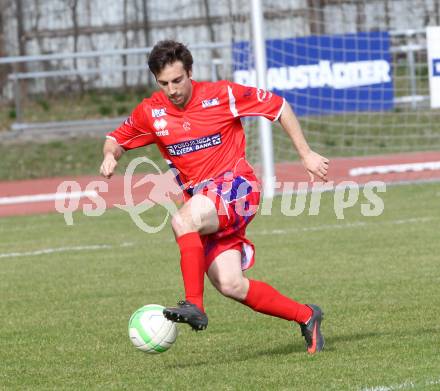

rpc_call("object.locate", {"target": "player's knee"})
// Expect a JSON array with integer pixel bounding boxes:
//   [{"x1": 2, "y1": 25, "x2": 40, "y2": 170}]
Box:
[
  {"x1": 171, "y1": 211, "x2": 194, "y2": 237},
  {"x1": 171, "y1": 198, "x2": 208, "y2": 236},
  {"x1": 216, "y1": 277, "x2": 247, "y2": 301}
]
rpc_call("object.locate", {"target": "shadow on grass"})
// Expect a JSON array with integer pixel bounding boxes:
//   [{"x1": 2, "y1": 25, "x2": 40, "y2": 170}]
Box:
[
  {"x1": 255, "y1": 330, "x2": 393, "y2": 356},
  {"x1": 165, "y1": 342, "x2": 313, "y2": 370},
  {"x1": 164, "y1": 330, "x2": 393, "y2": 369},
  {"x1": 319, "y1": 331, "x2": 382, "y2": 352}
]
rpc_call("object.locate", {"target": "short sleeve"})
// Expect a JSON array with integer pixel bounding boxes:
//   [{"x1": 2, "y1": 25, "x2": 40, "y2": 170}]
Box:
[
  {"x1": 106, "y1": 102, "x2": 155, "y2": 150},
  {"x1": 226, "y1": 81, "x2": 285, "y2": 121}
]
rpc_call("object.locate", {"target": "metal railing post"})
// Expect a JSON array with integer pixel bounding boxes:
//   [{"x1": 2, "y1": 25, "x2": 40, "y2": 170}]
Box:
[
  {"x1": 407, "y1": 38, "x2": 418, "y2": 109},
  {"x1": 12, "y1": 65, "x2": 23, "y2": 123}
]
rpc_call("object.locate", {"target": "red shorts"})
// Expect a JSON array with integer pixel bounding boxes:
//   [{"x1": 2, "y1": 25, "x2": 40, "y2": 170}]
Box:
[{"x1": 186, "y1": 171, "x2": 261, "y2": 272}]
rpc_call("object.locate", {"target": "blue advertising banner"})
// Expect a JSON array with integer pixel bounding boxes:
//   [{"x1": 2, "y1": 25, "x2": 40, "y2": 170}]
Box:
[{"x1": 233, "y1": 31, "x2": 394, "y2": 116}]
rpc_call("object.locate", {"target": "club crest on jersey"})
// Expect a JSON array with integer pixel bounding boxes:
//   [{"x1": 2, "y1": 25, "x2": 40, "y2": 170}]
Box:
[
  {"x1": 183, "y1": 121, "x2": 191, "y2": 131},
  {"x1": 152, "y1": 108, "x2": 166, "y2": 118},
  {"x1": 202, "y1": 98, "x2": 220, "y2": 108}
]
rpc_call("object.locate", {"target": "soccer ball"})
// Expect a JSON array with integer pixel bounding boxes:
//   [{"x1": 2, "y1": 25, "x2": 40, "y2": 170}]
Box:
[{"x1": 128, "y1": 304, "x2": 178, "y2": 353}]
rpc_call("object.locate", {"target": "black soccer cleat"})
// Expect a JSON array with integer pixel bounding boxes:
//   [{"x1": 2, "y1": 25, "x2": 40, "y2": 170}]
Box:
[
  {"x1": 163, "y1": 300, "x2": 208, "y2": 331},
  {"x1": 299, "y1": 304, "x2": 325, "y2": 354}
]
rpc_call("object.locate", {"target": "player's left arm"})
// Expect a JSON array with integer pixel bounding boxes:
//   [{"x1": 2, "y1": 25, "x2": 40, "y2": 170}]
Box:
[{"x1": 278, "y1": 102, "x2": 329, "y2": 182}]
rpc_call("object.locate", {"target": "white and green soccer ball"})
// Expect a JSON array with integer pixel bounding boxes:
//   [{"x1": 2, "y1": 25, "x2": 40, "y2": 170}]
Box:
[{"x1": 128, "y1": 304, "x2": 178, "y2": 353}]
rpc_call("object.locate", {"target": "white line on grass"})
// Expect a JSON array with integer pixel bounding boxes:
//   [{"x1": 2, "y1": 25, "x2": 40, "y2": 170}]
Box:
[
  {"x1": 0, "y1": 190, "x2": 98, "y2": 205},
  {"x1": 360, "y1": 378, "x2": 440, "y2": 391},
  {"x1": 0, "y1": 217, "x2": 434, "y2": 260},
  {"x1": 0, "y1": 242, "x2": 134, "y2": 259},
  {"x1": 249, "y1": 217, "x2": 434, "y2": 236},
  {"x1": 361, "y1": 381, "x2": 414, "y2": 391}
]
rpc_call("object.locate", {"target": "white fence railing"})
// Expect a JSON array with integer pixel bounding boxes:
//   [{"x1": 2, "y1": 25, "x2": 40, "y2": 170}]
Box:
[{"x1": 0, "y1": 29, "x2": 432, "y2": 133}]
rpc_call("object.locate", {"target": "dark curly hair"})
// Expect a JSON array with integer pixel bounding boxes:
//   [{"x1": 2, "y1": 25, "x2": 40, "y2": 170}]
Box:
[{"x1": 147, "y1": 40, "x2": 193, "y2": 77}]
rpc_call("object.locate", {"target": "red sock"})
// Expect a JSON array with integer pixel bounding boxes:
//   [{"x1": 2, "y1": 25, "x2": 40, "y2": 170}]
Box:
[
  {"x1": 242, "y1": 279, "x2": 312, "y2": 324},
  {"x1": 177, "y1": 232, "x2": 205, "y2": 312}
]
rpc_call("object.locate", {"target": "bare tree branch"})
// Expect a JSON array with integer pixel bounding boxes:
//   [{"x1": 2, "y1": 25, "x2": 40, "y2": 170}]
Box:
[{"x1": 67, "y1": 0, "x2": 84, "y2": 94}]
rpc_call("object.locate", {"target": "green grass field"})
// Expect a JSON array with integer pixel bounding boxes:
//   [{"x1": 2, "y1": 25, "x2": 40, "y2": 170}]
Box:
[
  {"x1": 1, "y1": 182, "x2": 440, "y2": 390},
  {"x1": 0, "y1": 139, "x2": 165, "y2": 181}
]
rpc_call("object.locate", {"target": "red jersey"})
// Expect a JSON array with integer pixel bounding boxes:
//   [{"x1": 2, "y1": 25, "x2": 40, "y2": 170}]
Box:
[{"x1": 107, "y1": 80, "x2": 285, "y2": 189}]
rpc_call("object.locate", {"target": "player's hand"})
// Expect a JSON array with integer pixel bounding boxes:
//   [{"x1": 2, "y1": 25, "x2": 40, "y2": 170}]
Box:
[
  {"x1": 301, "y1": 150, "x2": 329, "y2": 182},
  {"x1": 100, "y1": 153, "x2": 118, "y2": 179}
]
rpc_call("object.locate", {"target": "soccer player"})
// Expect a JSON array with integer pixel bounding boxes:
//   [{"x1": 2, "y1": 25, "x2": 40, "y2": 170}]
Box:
[{"x1": 100, "y1": 40, "x2": 329, "y2": 354}]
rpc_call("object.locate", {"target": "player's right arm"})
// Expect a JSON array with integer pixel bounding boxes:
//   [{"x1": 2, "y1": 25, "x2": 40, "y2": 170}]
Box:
[
  {"x1": 100, "y1": 138, "x2": 124, "y2": 179},
  {"x1": 99, "y1": 101, "x2": 155, "y2": 179}
]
